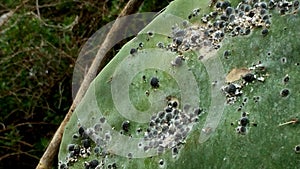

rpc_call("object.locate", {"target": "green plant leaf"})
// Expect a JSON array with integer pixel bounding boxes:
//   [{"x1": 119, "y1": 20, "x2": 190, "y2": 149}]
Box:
[{"x1": 59, "y1": 0, "x2": 300, "y2": 168}]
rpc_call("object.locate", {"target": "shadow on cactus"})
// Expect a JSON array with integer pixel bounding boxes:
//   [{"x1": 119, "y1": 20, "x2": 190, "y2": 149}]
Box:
[{"x1": 59, "y1": 0, "x2": 300, "y2": 168}]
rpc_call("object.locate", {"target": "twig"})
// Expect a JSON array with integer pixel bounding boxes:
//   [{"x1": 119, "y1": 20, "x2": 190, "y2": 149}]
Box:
[
  {"x1": 36, "y1": 0, "x2": 41, "y2": 19},
  {"x1": 0, "y1": 0, "x2": 29, "y2": 28},
  {"x1": 278, "y1": 118, "x2": 298, "y2": 127},
  {"x1": 36, "y1": 0, "x2": 144, "y2": 168}
]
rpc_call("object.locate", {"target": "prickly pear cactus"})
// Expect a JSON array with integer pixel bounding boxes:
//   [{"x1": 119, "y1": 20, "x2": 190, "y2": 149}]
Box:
[{"x1": 58, "y1": 0, "x2": 300, "y2": 168}]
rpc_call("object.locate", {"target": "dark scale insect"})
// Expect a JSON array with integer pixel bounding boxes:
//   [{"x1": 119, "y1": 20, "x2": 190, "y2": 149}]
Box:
[
  {"x1": 130, "y1": 48, "x2": 137, "y2": 55},
  {"x1": 166, "y1": 112, "x2": 173, "y2": 122},
  {"x1": 173, "y1": 56, "x2": 184, "y2": 66},
  {"x1": 261, "y1": 28, "x2": 268, "y2": 35},
  {"x1": 122, "y1": 120, "x2": 130, "y2": 132},
  {"x1": 223, "y1": 50, "x2": 231, "y2": 59},
  {"x1": 68, "y1": 144, "x2": 75, "y2": 152},
  {"x1": 149, "y1": 120, "x2": 155, "y2": 127},
  {"x1": 112, "y1": 162, "x2": 117, "y2": 169},
  {"x1": 280, "y1": 89, "x2": 290, "y2": 97},
  {"x1": 59, "y1": 163, "x2": 68, "y2": 169},
  {"x1": 220, "y1": 15, "x2": 228, "y2": 21},
  {"x1": 221, "y1": 0, "x2": 231, "y2": 9},
  {"x1": 127, "y1": 152, "x2": 133, "y2": 159},
  {"x1": 248, "y1": 11, "x2": 255, "y2": 17},
  {"x1": 225, "y1": 7, "x2": 233, "y2": 16},
  {"x1": 294, "y1": 145, "x2": 300, "y2": 153},
  {"x1": 139, "y1": 42, "x2": 144, "y2": 49},
  {"x1": 94, "y1": 147, "x2": 100, "y2": 154},
  {"x1": 147, "y1": 31, "x2": 154, "y2": 37},
  {"x1": 73, "y1": 146, "x2": 80, "y2": 156},
  {"x1": 172, "y1": 147, "x2": 178, "y2": 155},
  {"x1": 82, "y1": 139, "x2": 91, "y2": 149},
  {"x1": 283, "y1": 74, "x2": 290, "y2": 83},
  {"x1": 240, "y1": 117, "x2": 249, "y2": 127},
  {"x1": 260, "y1": 2, "x2": 267, "y2": 8},
  {"x1": 150, "y1": 77, "x2": 159, "y2": 88},
  {"x1": 244, "y1": 5, "x2": 251, "y2": 12},
  {"x1": 226, "y1": 84, "x2": 237, "y2": 95},
  {"x1": 216, "y1": 1, "x2": 222, "y2": 8},
  {"x1": 260, "y1": 9, "x2": 267, "y2": 15},
  {"x1": 263, "y1": 14, "x2": 269, "y2": 20},
  {"x1": 269, "y1": 0, "x2": 275, "y2": 9},
  {"x1": 79, "y1": 126, "x2": 85, "y2": 136},
  {"x1": 229, "y1": 14, "x2": 235, "y2": 22},
  {"x1": 99, "y1": 117, "x2": 106, "y2": 123},
  {"x1": 294, "y1": 0, "x2": 300, "y2": 9},
  {"x1": 165, "y1": 106, "x2": 173, "y2": 113},
  {"x1": 173, "y1": 37, "x2": 183, "y2": 46},
  {"x1": 89, "y1": 159, "x2": 99, "y2": 169},
  {"x1": 172, "y1": 100, "x2": 178, "y2": 108},
  {"x1": 156, "y1": 42, "x2": 165, "y2": 48},
  {"x1": 242, "y1": 73, "x2": 256, "y2": 83},
  {"x1": 158, "y1": 111, "x2": 165, "y2": 119},
  {"x1": 73, "y1": 134, "x2": 79, "y2": 139},
  {"x1": 159, "y1": 159, "x2": 164, "y2": 166},
  {"x1": 194, "y1": 108, "x2": 202, "y2": 115}
]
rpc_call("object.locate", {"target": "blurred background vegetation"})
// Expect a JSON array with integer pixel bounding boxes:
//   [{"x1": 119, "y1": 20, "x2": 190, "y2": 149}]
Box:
[{"x1": 0, "y1": 0, "x2": 170, "y2": 168}]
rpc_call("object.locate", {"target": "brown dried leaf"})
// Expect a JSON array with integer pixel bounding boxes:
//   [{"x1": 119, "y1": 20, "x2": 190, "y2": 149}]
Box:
[{"x1": 226, "y1": 68, "x2": 251, "y2": 83}]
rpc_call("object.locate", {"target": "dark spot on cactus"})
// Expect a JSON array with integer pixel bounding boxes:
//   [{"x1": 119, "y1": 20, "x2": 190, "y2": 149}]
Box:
[
  {"x1": 130, "y1": 48, "x2": 137, "y2": 55},
  {"x1": 122, "y1": 120, "x2": 130, "y2": 132},
  {"x1": 280, "y1": 89, "x2": 290, "y2": 97},
  {"x1": 243, "y1": 73, "x2": 256, "y2": 83},
  {"x1": 294, "y1": 145, "x2": 300, "y2": 153},
  {"x1": 150, "y1": 77, "x2": 159, "y2": 88},
  {"x1": 252, "y1": 123, "x2": 258, "y2": 127}
]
